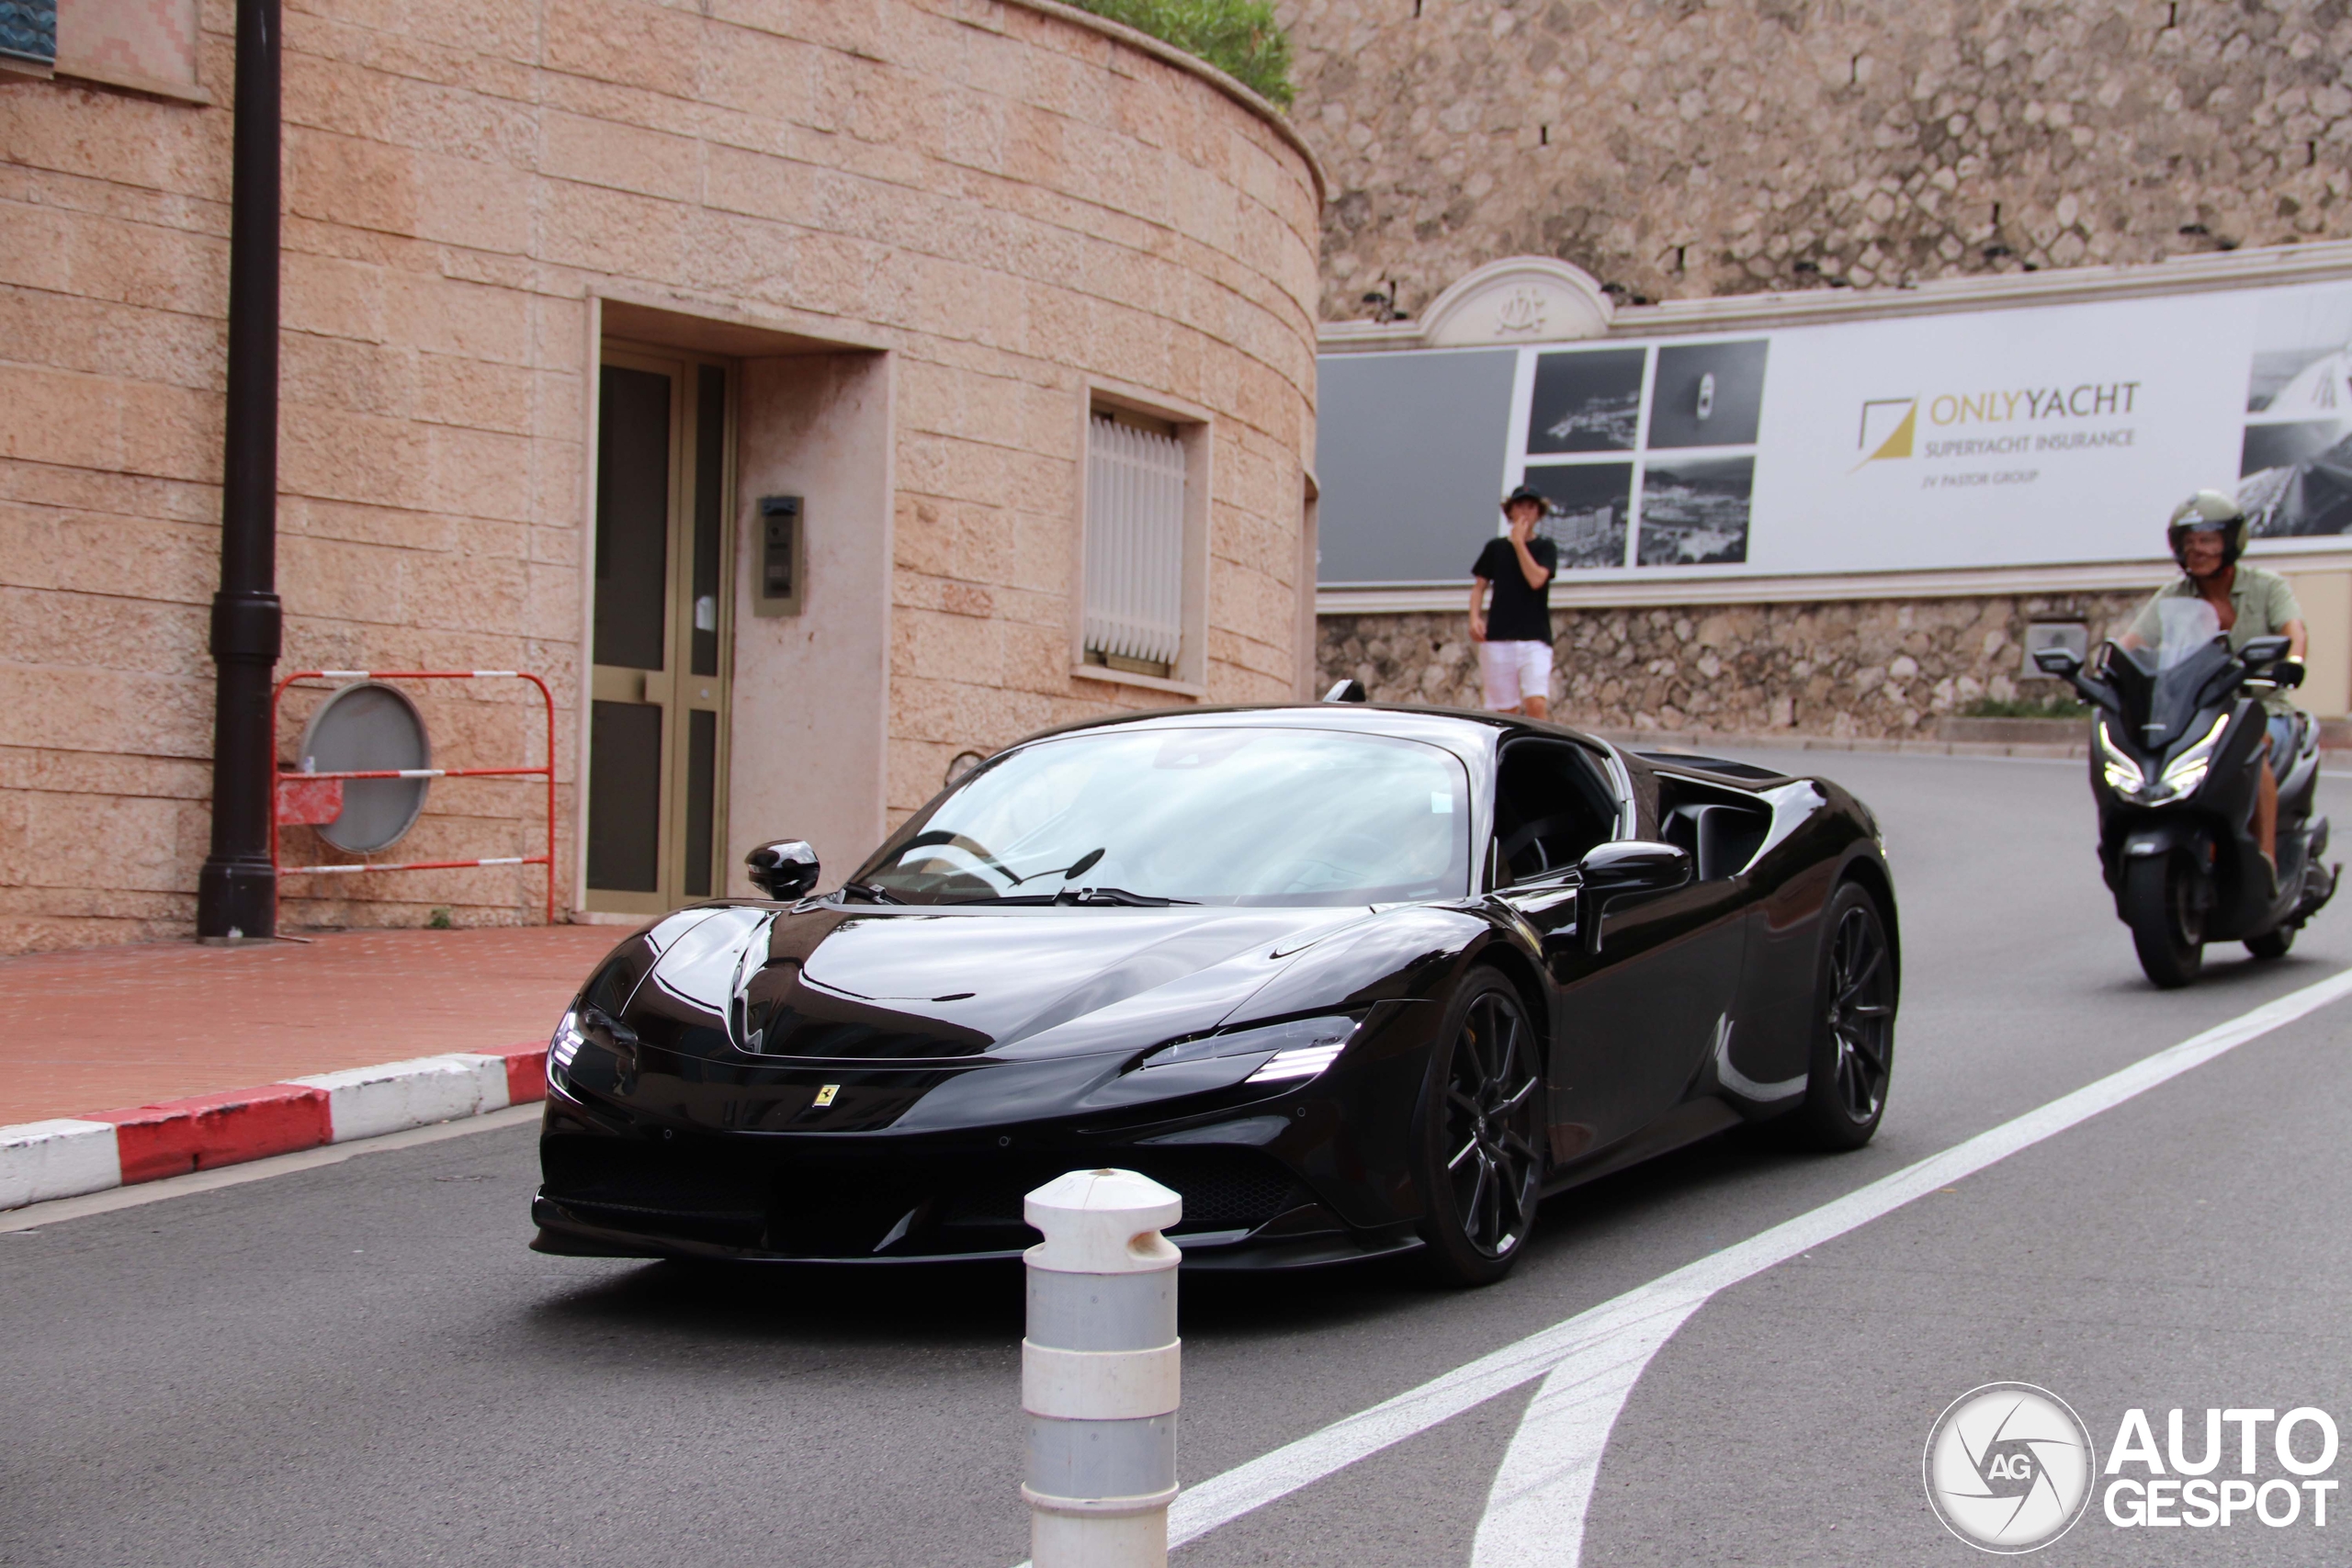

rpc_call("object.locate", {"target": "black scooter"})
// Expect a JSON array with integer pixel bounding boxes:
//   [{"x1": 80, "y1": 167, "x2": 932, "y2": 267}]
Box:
[{"x1": 2037, "y1": 616, "x2": 2337, "y2": 987}]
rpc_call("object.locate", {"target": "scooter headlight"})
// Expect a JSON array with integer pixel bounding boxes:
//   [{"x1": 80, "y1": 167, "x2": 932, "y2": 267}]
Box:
[{"x1": 2097, "y1": 717, "x2": 2146, "y2": 795}]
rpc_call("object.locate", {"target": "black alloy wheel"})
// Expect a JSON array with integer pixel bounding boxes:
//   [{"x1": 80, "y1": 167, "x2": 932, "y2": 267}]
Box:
[
  {"x1": 2122, "y1": 850, "x2": 2206, "y2": 988},
  {"x1": 1784, "y1": 882, "x2": 1897, "y2": 1151},
  {"x1": 1416, "y1": 971, "x2": 1544, "y2": 1286}
]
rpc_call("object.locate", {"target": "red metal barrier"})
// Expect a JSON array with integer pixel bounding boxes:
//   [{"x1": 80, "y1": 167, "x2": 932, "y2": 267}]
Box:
[{"x1": 270, "y1": 671, "x2": 557, "y2": 926}]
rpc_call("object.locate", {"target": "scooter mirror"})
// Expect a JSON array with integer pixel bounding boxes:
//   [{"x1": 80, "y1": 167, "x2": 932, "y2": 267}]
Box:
[
  {"x1": 2240, "y1": 636, "x2": 2291, "y2": 667},
  {"x1": 2032, "y1": 647, "x2": 2084, "y2": 678}
]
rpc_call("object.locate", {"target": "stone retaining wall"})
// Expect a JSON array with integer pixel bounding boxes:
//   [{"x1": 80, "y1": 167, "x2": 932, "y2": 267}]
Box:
[{"x1": 1319, "y1": 592, "x2": 2147, "y2": 739}]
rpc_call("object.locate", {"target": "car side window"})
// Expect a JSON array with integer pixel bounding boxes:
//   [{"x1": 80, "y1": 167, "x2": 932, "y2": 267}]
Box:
[
  {"x1": 1491, "y1": 740, "x2": 1619, "y2": 887},
  {"x1": 1656, "y1": 774, "x2": 1772, "y2": 881}
]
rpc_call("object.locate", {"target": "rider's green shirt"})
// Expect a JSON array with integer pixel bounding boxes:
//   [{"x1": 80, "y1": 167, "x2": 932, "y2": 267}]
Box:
[{"x1": 2127, "y1": 564, "x2": 2305, "y2": 713}]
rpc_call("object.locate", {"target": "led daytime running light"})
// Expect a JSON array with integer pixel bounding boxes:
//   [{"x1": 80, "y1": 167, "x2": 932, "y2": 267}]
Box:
[
  {"x1": 2097, "y1": 717, "x2": 2144, "y2": 793},
  {"x1": 1245, "y1": 1043, "x2": 1348, "y2": 1083},
  {"x1": 548, "y1": 1008, "x2": 585, "y2": 1083},
  {"x1": 2159, "y1": 713, "x2": 2232, "y2": 785}
]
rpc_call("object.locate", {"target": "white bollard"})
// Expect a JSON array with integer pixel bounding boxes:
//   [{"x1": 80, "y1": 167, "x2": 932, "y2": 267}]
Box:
[{"x1": 1022, "y1": 1168, "x2": 1183, "y2": 1568}]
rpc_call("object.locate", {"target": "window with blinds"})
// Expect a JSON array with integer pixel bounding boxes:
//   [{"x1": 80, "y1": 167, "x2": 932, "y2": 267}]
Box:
[{"x1": 1082, "y1": 414, "x2": 1189, "y2": 679}]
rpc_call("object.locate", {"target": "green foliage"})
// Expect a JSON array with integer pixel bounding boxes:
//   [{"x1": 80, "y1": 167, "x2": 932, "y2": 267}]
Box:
[
  {"x1": 429, "y1": 906, "x2": 454, "y2": 930},
  {"x1": 1074, "y1": 0, "x2": 1295, "y2": 107},
  {"x1": 1962, "y1": 693, "x2": 2090, "y2": 720}
]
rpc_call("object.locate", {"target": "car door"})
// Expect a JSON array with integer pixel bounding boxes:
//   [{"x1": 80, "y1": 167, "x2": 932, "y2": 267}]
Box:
[
  {"x1": 1494, "y1": 746, "x2": 1749, "y2": 1157},
  {"x1": 1483, "y1": 739, "x2": 1635, "y2": 1162}
]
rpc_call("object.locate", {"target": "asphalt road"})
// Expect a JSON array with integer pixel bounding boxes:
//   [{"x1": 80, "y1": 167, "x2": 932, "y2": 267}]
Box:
[{"x1": 7, "y1": 750, "x2": 2352, "y2": 1566}]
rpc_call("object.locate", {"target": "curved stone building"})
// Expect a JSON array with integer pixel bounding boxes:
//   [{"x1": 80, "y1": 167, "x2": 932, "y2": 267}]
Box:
[{"x1": 0, "y1": 0, "x2": 1324, "y2": 949}]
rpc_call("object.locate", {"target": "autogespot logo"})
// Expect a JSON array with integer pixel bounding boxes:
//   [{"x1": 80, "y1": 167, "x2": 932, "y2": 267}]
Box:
[{"x1": 1924, "y1": 1383, "x2": 2098, "y2": 1552}]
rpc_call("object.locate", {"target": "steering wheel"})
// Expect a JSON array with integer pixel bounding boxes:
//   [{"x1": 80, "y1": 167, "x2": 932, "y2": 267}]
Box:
[{"x1": 1498, "y1": 814, "x2": 1576, "y2": 878}]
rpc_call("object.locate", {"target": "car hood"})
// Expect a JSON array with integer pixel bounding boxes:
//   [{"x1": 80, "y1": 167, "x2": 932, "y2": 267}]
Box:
[{"x1": 625, "y1": 902, "x2": 1389, "y2": 1066}]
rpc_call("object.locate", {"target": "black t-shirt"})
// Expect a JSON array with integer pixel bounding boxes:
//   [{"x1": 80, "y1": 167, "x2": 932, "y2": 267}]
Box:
[{"x1": 1473, "y1": 536, "x2": 1556, "y2": 643}]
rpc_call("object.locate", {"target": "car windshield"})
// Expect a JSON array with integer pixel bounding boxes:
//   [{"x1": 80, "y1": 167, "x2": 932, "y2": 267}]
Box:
[{"x1": 854, "y1": 727, "x2": 1474, "y2": 906}]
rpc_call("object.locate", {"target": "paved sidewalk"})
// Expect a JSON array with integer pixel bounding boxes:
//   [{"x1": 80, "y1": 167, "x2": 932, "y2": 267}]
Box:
[{"x1": 0, "y1": 927, "x2": 622, "y2": 1124}]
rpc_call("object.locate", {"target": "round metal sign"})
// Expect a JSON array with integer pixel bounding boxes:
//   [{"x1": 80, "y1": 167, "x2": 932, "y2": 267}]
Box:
[{"x1": 298, "y1": 681, "x2": 431, "y2": 852}]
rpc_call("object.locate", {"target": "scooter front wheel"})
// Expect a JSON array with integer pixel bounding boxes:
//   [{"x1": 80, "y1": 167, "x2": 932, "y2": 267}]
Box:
[{"x1": 2122, "y1": 852, "x2": 2205, "y2": 988}]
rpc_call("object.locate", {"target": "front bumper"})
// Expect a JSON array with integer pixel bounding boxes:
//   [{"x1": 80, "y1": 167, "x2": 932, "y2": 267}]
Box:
[
  {"x1": 529, "y1": 1121, "x2": 1421, "y2": 1269},
  {"x1": 531, "y1": 1004, "x2": 1442, "y2": 1269}
]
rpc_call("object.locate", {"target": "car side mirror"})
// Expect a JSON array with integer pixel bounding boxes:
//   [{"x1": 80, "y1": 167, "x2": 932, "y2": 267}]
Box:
[
  {"x1": 745, "y1": 840, "x2": 820, "y2": 899},
  {"x1": 1577, "y1": 840, "x2": 1690, "y2": 953},
  {"x1": 2240, "y1": 636, "x2": 2291, "y2": 668},
  {"x1": 2032, "y1": 647, "x2": 2084, "y2": 679}
]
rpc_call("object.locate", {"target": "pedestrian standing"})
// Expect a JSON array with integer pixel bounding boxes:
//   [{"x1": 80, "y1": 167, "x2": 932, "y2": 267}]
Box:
[{"x1": 1470, "y1": 485, "x2": 1558, "y2": 718}]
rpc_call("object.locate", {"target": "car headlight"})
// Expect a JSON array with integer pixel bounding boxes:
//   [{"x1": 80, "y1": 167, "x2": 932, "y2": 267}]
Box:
[
  {"x1": 547, "y1": 1008, "x2": 585, "y2": 1086},
  {"x1": 1138, "y1": 1013, "x2": 1360, "y2": 1085}
]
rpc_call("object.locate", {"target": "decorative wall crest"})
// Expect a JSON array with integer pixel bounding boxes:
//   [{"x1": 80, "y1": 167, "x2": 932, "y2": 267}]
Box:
[
  {"x1": 1340, "y1": 257, "x2": 1614, "y2": 349},
  {"x1": 1493, "y1": 287, "x2": 1549, "y2": 335}
]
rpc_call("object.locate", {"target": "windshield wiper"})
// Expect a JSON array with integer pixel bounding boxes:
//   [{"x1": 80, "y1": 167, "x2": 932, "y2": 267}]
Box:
[
  {"x1": 1054, "y1": 886, "x2": 1195, "y2": 907},
  {"x1": 946, "y1": 886, "x2": 1195, "y2": 907},
  {"x1": 839, "y1": 881, "x2": 906, "y2": 905},
  {"x1": 1003, "y1": 846, "x2": 1108, "y2": 887}
]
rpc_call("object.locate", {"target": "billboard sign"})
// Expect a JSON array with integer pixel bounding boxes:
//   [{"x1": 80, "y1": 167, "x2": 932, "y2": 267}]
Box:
[{"x1": 1314, "y1": 278, "x2": 2352, "y2": 586}]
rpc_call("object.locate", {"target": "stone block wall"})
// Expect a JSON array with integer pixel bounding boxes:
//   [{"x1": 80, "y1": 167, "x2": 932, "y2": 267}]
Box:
[
  {"x1": 0, "y1": 0, "x2": 1321, "y2": 951},
  {"x1": 1320, "y1": 592, "x2": 2150, "y2": 738},
  {"x1": 1283, "y1": 0, "x2": 2352, "y2": 321}
]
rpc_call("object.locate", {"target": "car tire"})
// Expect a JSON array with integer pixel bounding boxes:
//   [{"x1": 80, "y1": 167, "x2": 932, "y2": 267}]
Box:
[
  {"x1": 2122, "y1": 852, "x2": 2205, "y2": 988},
  {"x1": 1781, "y1": 881, "x2": 1896, "y2": 1152},
  {"x1": 1413, "y1": 969, "x2": 1544, "y2": 1287}
]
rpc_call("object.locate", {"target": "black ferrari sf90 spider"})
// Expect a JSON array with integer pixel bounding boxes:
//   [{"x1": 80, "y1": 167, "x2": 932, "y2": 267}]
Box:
[{"x1": 533, "y1": 705, "x2": 1897, "y2": 1284}]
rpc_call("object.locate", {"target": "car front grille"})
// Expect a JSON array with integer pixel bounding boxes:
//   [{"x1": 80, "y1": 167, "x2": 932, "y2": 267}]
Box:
[
  {"x1": 933, "y1": 1151, "x2": 1303, "y2": 1234},
  {"x1": 541, "y1": 1136, "x2": 1308, "y2": 1258}
]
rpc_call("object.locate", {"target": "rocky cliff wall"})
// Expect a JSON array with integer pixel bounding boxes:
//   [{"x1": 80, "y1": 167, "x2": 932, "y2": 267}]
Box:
[{"x1": 1283, "y1": 0, "x2": 2351, "y2": 321}]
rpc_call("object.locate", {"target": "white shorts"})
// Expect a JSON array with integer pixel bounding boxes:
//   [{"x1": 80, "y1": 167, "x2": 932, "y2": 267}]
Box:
[{"x1": 1479, "y1": 639, "x2": 1553, "y2": 710}]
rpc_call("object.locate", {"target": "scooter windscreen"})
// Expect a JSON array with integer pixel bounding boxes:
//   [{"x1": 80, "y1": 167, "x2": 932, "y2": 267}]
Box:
[{"x1": 2103, "y1": 598, "x2": 2241, "y2": 764}]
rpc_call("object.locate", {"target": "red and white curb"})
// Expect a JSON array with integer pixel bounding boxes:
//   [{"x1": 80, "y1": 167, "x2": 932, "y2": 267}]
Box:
[{"x1": 0, "y1": 1045, "x2": 546, "y2": 1211}]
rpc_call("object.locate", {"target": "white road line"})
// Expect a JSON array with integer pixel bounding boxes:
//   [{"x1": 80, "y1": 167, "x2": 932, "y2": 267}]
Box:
[{"x1": 1120, "y1": 964, "x2": 2352, "y2": 1562}]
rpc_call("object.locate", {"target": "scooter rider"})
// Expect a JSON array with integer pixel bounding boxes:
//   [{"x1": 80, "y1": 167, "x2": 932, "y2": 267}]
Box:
[{"x1": 2120, "y1": 490, "x2": 2309, "y2": 879}]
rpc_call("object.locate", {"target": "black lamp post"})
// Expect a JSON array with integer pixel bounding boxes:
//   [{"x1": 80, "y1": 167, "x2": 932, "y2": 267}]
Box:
[{"x1": 195, "y1": 0, "x2": 283, "y2": 941}]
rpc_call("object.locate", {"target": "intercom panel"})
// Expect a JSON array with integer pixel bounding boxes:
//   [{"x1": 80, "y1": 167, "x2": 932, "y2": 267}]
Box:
[{"x1": 756, "y1": 494, "x2": 803, "y2": 617}]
